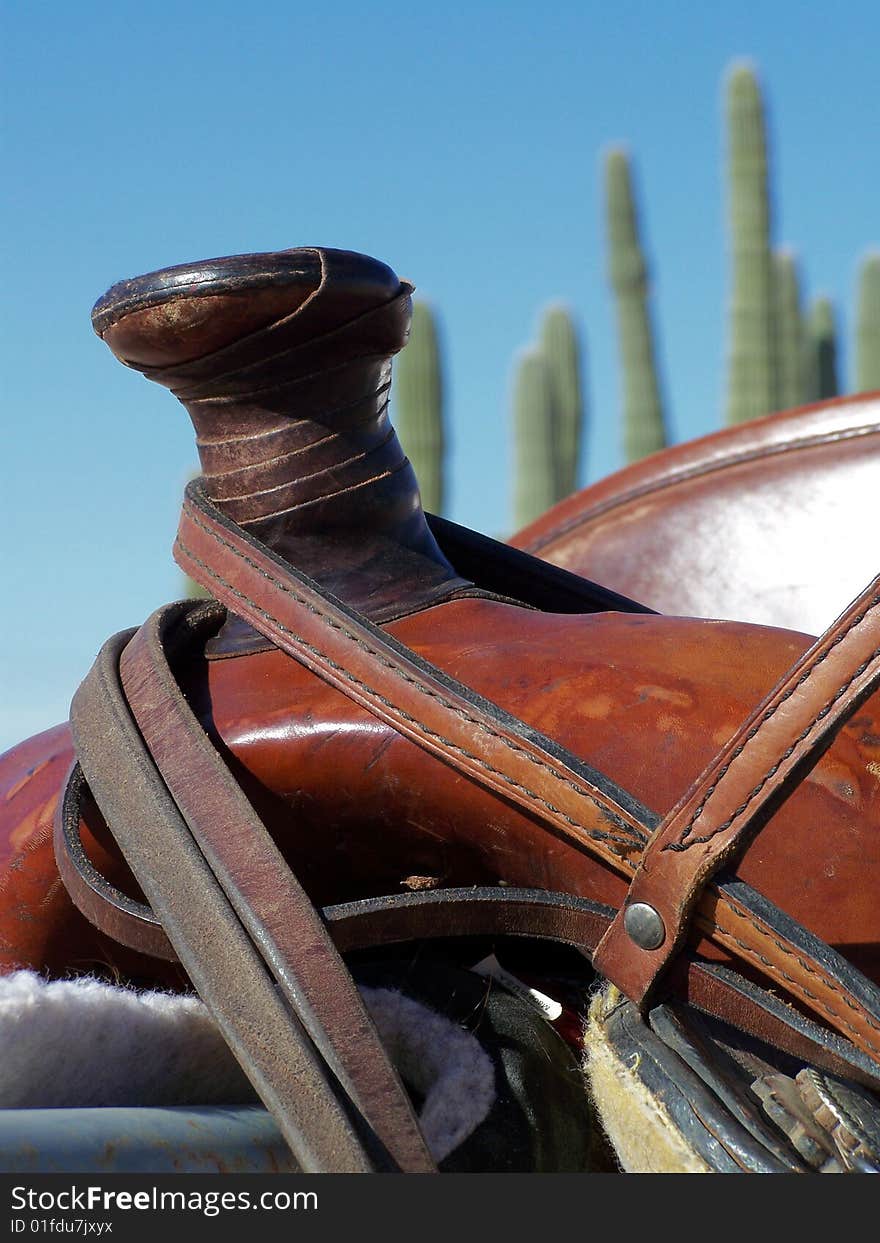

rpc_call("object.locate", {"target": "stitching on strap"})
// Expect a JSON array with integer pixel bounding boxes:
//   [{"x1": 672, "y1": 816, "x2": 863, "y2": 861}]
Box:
[
  {"x1": 715, "y1": 894, "x2": 880, "y2": 1054},
  {"x1": 179, "y1": 499, "x2": 880, "y2": 1063},
  {"x1": 177, "y1": 513, "x2": 644, "y2": 859},
  {"x1": 666, "y1": 593, "x2": 880, "y2": 853}
]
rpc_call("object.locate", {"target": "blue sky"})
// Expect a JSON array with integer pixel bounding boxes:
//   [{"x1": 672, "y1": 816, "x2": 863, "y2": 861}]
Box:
[{"x1": 2, "y1": 1, "x2": 878, "y2": 753}]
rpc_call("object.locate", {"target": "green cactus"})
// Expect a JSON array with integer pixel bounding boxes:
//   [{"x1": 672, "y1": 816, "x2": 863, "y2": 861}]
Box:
[
  {"x1": 773, "y1": 250, "x2": 805, "y2": 410},
  {"x1": 183, "y1": 572, "x2": 209, "y2": 599},
  {"x1": 393, "y1": 300, "x2": 446, "y2": 514},
  {"x1": 725, "y1": 63, "x2": 778, "y2": 424},
  {"x1": 855, "y1": 252, "x2": 880, "y2": 393},
  {"x1": 182, "y1": 470, "x2": 210, "y2": 599},
  {"x1": 539, "y1": 304, "x2": 584, "y2": 496},
  {"x1": 512, "y1": 349, "x2": 557, "y2": 528},
  {"x1": 604, "y1": 148, "x2": 668, "y2": 463},
  {"x1": 803, "y1": 297, "x2": 839, "y2": 403}
]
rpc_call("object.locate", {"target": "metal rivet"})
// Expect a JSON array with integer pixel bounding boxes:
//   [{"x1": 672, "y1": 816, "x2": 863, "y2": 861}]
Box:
[{"x1": 624, "y1": 902, "x2": 666, "y2": 950}]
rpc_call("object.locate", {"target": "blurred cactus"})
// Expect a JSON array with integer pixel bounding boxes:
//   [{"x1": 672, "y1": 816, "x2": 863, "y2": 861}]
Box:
[
  {"x1": 512, "y1": 349, "x2": 558, "y2": 528},
  {"x1": 855, "y1": 252, "x2": 880, "y2": 392},
  {"x1": 605, "y1": 148, "x2": 668, "y2": 462},
  {"x1": 773, "y1": 250, "x2": 805, "y2": 409},
  {"x1": 393, "y1": 301, "x2": 446, "y2": 514},
  {"x1": 539, "y1": 304, "x2": 584, "y2": 494},
  {"x1": 803, "y1": 297, "x2": 839, "y2": 402},
  {"x1": 182, "y1": 471, "x2": 210, "y2": 599},
  {"x1": 725, "y1": 63, "x2": 778, "y2": 424},
  {"x1": 183, "y1": 572, "x2": 209, "y2": 599}
]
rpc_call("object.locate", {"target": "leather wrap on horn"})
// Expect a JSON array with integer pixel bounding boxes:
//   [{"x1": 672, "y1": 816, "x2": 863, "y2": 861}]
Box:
[{"x1": 93, "y1": 247, "x2": 469, "y2": 622}]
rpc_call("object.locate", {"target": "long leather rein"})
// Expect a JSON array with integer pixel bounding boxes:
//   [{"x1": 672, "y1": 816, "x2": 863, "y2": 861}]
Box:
[{"x1": 54, "y1": 478, "x2": 880, "y2": 1170}]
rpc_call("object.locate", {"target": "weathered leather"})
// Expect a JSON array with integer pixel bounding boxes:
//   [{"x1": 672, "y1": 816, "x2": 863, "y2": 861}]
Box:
[
  {"x1": 512, "y1": 394, "x2": 880, "y2": 632},
  {"x1": 2, "y1": 245, "x2": 880, "y2": 1172},
  {"x1": 62, "y1": 609, "x2": 434, "y2": 1174},
  {"x1": 171, "y1": 483, "x2": 880, "y2": 1066},
  {"x1": 94, "y1": 247, "x2": 470, "y2": 625},
  {"x1": 52, "y1": 600, "x2": 880, "y2": 1092}
]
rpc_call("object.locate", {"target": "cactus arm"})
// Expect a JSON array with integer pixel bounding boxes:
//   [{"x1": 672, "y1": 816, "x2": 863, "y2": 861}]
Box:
[
  {"x1": 393, "y1": 301, "x2": 446, "y2": 514},
  {"x1": 604, "y1": 148, "x2": 668, "y2": 462},
  {"x1": 725, "y1": 64, "x2": 778, "y2": 424}
]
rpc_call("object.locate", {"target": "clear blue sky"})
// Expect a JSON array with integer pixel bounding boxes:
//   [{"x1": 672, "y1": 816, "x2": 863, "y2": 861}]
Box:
[{"x1": 2, "y1": 1, "x2": 878, "y2": 753}]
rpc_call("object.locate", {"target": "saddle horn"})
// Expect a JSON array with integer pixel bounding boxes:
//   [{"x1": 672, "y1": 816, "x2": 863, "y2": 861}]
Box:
[{"x1": 92, "y1": 247, "x2": 466, "y2": 620}]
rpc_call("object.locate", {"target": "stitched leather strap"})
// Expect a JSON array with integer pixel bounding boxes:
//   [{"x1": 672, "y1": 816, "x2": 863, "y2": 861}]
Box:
[
  {"x1": 63, "y1": 618, "x2": 434, "y2": 1174},
  {"x1": 593, "y1": 574, "x2": 880, "y2": 1005},
  {"x1": 171, "y1": 480, "x2": 880, "y2": 1067},
  {"x1": 55, "y1": 748, "x2": 880, "y2": 1093},
  {"x1": 119, "y1": 602, "x2": 435, "y2": 1173}
]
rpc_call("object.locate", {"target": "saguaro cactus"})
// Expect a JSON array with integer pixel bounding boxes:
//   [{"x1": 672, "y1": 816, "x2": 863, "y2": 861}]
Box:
[
  {"x1": 182, "y1": 470, "x2": 209, "y2": 598},
  {"x1": 604, "y1": 148, "x2": 668, "y2": 463},
  {"x1": 725, "y1": 63, "x2": 778, "y2": 424},
  {"x1": 773, "y1": 250, "x2": 805, "y2": 410},
  {"x1": 393, "y1": 300, "x2": 446, "y2": 514},
  {"x1": 512, "y1": 349, "x2": 557, "y2": 529},
  {"x1": 804, "y1": 297, "x2": 839, "y2": 403},
  {"x1": 855, "y1": 252, "x2": 880, "y2": 393},
  {"x1": 539, "y1": 304, "x2": 584, "y2": 495}
]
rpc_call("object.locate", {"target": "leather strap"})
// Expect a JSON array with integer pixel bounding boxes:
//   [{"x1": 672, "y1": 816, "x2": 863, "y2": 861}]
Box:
[
  {"x1": 171, "y1": 480, "x2": 880, "y2": 1066},
  {"x1": 56, "y1": 753, "x2": 880, "y2": 1094},
  {"x1": 119, "y1": 602, "x2": 435, "y2": 1173},
  {"x1": 592, "y1": 575, "x2": 880, "y2": 1004},
  {"x1": 63, "y1": 620, "x2": 434, "y2": 1174},
  {"x1": 55, "y1": 759, "x2": 177, "y2": 962},
  {"x1": 58, "y1": 765, "x2": 880, "y2": 1096}
]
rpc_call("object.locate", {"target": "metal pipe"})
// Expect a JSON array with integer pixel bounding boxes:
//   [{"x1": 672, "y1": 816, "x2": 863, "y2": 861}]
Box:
[{"x1": 0, "y1": 1105, "x2": 294, "y2": 1173}]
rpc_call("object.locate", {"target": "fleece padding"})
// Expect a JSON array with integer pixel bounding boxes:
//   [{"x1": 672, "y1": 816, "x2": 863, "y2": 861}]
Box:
[
  {"x1": 583, "y1": 987, "x2": 711, "y2": 1174},
  {"x1": 0, "y1": 971, "x2": 495, "y2": 1163}
]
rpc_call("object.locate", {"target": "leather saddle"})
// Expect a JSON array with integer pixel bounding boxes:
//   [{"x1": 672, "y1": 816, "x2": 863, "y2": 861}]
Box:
[
  {"x1": 513, "y1": 389, "x2": 880, "y2": 634},
  {"x1": 2, "y1": 246, "x2": 879, "y2": 1173}
]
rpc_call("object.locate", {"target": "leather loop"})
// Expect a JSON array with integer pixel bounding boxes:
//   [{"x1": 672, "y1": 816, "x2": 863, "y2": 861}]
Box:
[
  {"x1": 54, "y1": 757, "x2": 177, "y2": 962},
  {"x1": 65, "y1": 622, "x2": 433, "y2": 1173},
  {"x1": 118, "y1": 604, "x2": 435, "y2": 1173}
]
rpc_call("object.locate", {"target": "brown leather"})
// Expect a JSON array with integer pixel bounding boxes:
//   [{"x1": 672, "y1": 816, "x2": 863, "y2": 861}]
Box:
[
  {"x1": 63, "y1": 607, "x2": 435, "y2": 1173},
  {"x1": 95, "y1": 247, "x2": 469, "y2": 623},
  {"x1": 49, "y1": 594, "x2": 880, "y2": 1092},
  {"x1": 66, "y1": 626, "x2": 411, "y2": 1174},
  {"x1": 171, "y1": 482, "x2": 880, "y2": 1067},
  {"x1": 593, "y1": 572, "x2": 880, "y2": 1005},
  {"x1": 512, "y1": 393, "x2": 880, "y2": 633},
  {"x1": 2, "y1": 245, "x2": 880, "y2": 1127},
  {"x1": 9, "y1": 598, "x2": 877, "y2": 993},
  {"x1": 55, "y1": 755, "x2": 880, "y2": 1092},
  {"x1": 118, "y1": 605, "x2": 435, "y2": 1172}
]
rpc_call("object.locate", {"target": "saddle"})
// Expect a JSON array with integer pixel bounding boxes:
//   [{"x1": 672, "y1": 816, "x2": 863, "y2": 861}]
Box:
[
  {"x1": 514, "y1": 389, "x2": 880, "y2": 633},
  {"x1": 2, "y1": 246, "x2": 880, "y2": 1174}
]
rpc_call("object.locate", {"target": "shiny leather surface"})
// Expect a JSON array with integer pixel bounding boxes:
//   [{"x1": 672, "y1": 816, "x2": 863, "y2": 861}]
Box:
[
  {"x1": 97, "y1": 247, "x2": 468, "y2": 623},
  {"x1": 513, "y1": 393, "x2": 880, "y2": 633},
  {"x1": 3, "y1": 597, "x2": 879, "y2": 989},
  {"x1": 2, "y1": 245, "x2": 879, "y2": 1064}
]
